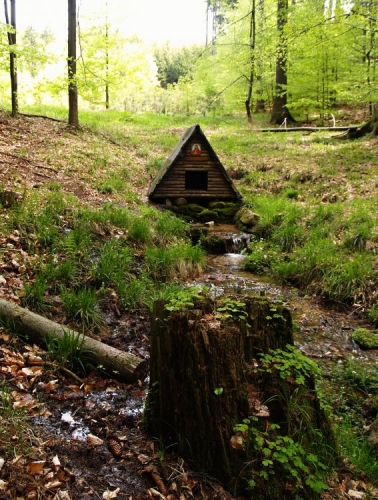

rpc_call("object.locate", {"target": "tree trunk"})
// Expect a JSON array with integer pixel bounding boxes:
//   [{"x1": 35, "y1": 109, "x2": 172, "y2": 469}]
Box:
[
  {"x1": 245, "y1": 0, "x2": 256, "y2": 123},
  {"x1": 68, "y1": 0, "x2": 79, "y2": 127},
  {"x1": 4, "y1": 0, "x2": 18, "y2": 116},
  {"x1": 105, "y1": 16, "x2": 110, "y2": 110},
  {"x1": 270, "y1": 0, "x2": 296, "y2": 125},
  {"x1": 144, "y1": 295, "x2": 336, "y2": 497},
  {"x1": 0, "y1": 298, "x2": 147, "y2": 383},
  {"x1": 338, "y1": 113, "x2": 378, "y2": 139}
]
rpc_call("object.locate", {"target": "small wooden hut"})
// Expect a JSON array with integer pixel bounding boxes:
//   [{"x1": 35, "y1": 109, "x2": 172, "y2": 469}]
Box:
[{"x1": 148, "y1": 124, "x2": 242, "y2": 205}]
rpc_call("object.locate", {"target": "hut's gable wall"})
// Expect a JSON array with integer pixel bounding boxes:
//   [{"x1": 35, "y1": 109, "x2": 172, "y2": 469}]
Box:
[{"x1": 149, "y1": 125, "x2": 241, "y2": 202}]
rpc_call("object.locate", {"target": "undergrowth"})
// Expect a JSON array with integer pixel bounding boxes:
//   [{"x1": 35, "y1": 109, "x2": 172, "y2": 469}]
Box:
[{"x1": 1, "y1": 191, "x2": 206, "y2": 333}]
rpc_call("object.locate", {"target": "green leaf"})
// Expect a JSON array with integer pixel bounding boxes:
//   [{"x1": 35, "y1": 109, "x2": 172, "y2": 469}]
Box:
[{"x1": 262, "y1": 459, "x2": 273, "y2": 467}]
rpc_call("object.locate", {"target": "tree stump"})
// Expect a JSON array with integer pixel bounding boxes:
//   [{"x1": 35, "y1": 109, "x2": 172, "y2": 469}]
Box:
[{"x1": 145, "y1": 294, "x2": 337, "y2": 498}]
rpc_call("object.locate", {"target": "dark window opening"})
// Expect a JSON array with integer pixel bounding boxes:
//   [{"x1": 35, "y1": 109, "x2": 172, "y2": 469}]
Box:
[{"x1": 185, "y1": 170, "x2": 208, "y2": 190}]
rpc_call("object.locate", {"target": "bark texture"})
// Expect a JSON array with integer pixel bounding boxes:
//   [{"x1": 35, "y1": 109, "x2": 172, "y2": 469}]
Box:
[
  {"x1": 145, "y1": 295, "x2": 336, "y2": 498},
  {"x1": 145, "y1": 297, "x2": 292, "y2": 476},
  {"x1": 0, "y1": 297, "x2": 147, "y2": 382},
  {"x1": 4, "y1": 0, "x2": 18, "y2": 116},
  {"x1": 68, "y1": 0, "x2": 79, "y2": 127},
  {"x1": 342, "y1": 119, "x2": 378, "y2": 139}
]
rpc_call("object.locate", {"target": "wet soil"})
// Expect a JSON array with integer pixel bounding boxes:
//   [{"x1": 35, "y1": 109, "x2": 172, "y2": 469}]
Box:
[{"x1": 203, "y1": 251, "x2": 378, "y2": 365}]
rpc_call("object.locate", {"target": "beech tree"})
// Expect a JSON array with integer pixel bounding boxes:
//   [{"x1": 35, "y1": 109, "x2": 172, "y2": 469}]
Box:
[
  {"x1": 21, "y1": 27, "x2": 54, "y2": 80},
  {"x1": 244, "y1": 0, "x2": 256, "y2": 121},
  {"x1": 0, "y1": 0, "x2": 373, "y2": 123},
  {"x1": 3, "y1": 0, "x2": 17, "y2": 116},
  {"x1": 349, "y1": 0, "x2": 378, "y2": 134},
  {"x1": 154, "y1": 44, "x2": 201, "y2": 89},
  {"x1": 270, "y1": 0, "x2": 295, "y2": 124},
  {"x1": 78, "y1": 26, "x2": 157, "y2": 111},
  {"x1": 68, "y1": 0, "x2": 79, "y2": 127}
]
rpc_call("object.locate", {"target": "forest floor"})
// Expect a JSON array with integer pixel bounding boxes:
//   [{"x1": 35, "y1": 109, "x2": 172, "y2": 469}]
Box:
[
  {"x1": 0, "y1": 111, "x2": 238, "y2": 499},
  {"x1": 0, "y1": 110, "x2": 377, "y2": 500}
]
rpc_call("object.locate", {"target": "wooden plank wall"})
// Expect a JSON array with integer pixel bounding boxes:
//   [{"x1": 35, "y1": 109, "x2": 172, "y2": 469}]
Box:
[{"x1": 152, "y1": 135, "x2": 236, "y2": 200}]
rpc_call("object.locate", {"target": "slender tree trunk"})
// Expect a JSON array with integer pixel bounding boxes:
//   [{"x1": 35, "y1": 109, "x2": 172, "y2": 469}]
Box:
[
  {"x1": 270, "y1": 0, "x2": 295, "y2": 125},
  {"x1": 206, "y1": 0, "x2": 210, "y2": 46},
  {"x1": 4, "y1": 0, "x2": 18, "y2": 116},
  {"x1": 254, "y1": 0, "x2": 266, "y2": 113},
  {"x1": 68, "y1": 0, "x2": 79, "y2": 127},
  {"x1": 245, "y1": 0, "x2": 256, "y2": 122},
  {"x1": 105, "y1": 23, "x2": 109, "y2": 109}
]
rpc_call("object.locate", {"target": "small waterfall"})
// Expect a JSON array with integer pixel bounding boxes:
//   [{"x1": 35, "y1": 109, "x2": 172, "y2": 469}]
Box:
[
  {"x1": 225, "y1": 232, "x2": 251, "y2": 254},
  {"x1": 194, "y1": 223, "x2": 251, "y2": 255}
]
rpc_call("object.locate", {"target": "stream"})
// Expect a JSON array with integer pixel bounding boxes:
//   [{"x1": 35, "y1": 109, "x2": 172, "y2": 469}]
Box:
[{"x1": 199, "y1": 225, "x2": 378, "y2": 367}]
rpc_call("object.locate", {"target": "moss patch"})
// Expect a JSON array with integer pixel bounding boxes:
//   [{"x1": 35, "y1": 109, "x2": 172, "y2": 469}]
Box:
[{"x1": 352, "y1": 328, "x2": 378, "y2": 349}]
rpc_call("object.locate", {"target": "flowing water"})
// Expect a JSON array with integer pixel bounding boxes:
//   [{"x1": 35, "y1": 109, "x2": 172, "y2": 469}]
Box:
[{"x1": 198, "y1": 226, "x2": 378, "y2": 367}]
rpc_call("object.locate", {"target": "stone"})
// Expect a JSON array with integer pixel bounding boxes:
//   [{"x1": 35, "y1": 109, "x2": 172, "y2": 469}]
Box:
[
  {"x1": 235, "y1": 207, "x2": 260, "y2": 228},
  {"x1": 174, "y1": 197, "x2": 188, "y2": 206},
  {"x1": 368, "y1": 418, "x2": 378, "y2": 453}
]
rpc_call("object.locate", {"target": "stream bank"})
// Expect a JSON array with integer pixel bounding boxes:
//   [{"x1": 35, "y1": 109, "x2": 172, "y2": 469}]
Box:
[{"x1": 198, "y1": 224, "x2": 378, "y2": 365}]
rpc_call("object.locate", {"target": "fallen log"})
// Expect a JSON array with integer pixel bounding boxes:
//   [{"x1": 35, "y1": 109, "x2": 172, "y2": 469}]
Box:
[
  {"x1": 258, "y1": 126, "x2": 359, "y2": 132},
  {"x1": 0, "y1": 297, "x2": 147, "y2": 383}
]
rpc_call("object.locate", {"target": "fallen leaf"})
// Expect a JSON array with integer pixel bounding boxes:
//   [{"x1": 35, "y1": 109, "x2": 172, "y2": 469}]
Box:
[
  {"x1": 254, "y1": 403, "x2": 270, "y2": 418},
  {"x1": 57, "y1": 467, "x2": 75, "y2": 482},
  {"x1": 52, "y1": 455, "x2": 61, "y2": 469},
  {"x1": 27, "y1": 354, "x2": 43, "y2": 364},
  {"x1": 147, "y1": 488, "x2": 166, "y2": 499},
  {"x1": 347, "y1": 491, "x2": 364, "y2": 499},
  {"x1": 53, "y1": 491, "x2": 71, "y2": 500},
  {"x1": 0, "y1": 479, "x2": 8, "y2": 491},
  {"x1": 45, "y1": 480, "x2": 63, "y2": 489},
  {"x1": 87, "y1": 434, "x2": 104, "y2": 446},
  {"x1": 137, "y1": 454, "x2": 150, "y2": 464},
  {"x1": 21, "y1": 367, "x2": 36, "y2": 377},
  {"x1": 103, "y1": 488, "x2": 120, "y2": 499},
  {"x1": 186, "y1": 479, "x2": 197, "y2": 490},
  {"x1": 44, "y1": 380, "x2": 59, "y2": 393},
  {"x1": 230, "y1": 435, "x2": 244, "y2": 450},
  {"x1": 12, "y1": 392, "x2": 39, "y2": 409},
  {"x1": 61, "y1": 412, "x2": 75, "y2": 425},
  {"x1": 11, "y1": 454, "x2": 23, "y2": 465},
  {"x1": 26, "y1": 460, "x2": 46, "y2": 474},
  {"x1": 0, "y1": 331, "x2": 10, "y2": 341},
  {"x1": 39, "y1": 409, "x2": 53, "y2": 418}
]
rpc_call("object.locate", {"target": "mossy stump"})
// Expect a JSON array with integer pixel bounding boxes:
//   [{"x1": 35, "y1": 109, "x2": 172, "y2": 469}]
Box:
[{"x1": 144, "y1": 295, "x2": 336, "y2": 498}]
